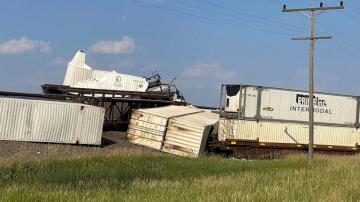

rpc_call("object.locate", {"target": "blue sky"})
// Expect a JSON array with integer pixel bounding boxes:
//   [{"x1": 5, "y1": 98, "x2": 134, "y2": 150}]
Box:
[{"x1": 1, "y1": 0, "x2": 360, "y2": 106}]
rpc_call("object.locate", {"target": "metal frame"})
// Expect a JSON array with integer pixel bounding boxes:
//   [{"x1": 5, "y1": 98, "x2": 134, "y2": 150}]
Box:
[
  {"x1": 222, "y1": 83, "x2": 359, "y2": 98},
  {"x1": 255, "y1": 86, "x2": 263, "y2": 122},
  {"x1": 210, "y1": 139, "x2": 358, "y2": 154},
  {"x1": 220, "y1": 114, "x2": 358, "y2": 128},
  {"x1": 242, "y1": 86, "x2": 247, "y2": 118},
  {"x1": 237, "y1": 85, "x2": 243, "y2": 119},
  {"x1": 356, "y1": 97, "x2": 360, "y2": 129}
]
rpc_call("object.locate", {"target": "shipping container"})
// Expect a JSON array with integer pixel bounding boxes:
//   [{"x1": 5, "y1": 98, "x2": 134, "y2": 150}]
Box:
[
  {"x1": 218, "y1": 119, "x2": 359, "y2": 148},
  {"x1": 64, "y1": 51, "x2": 148, "y2": 92},
  {"x1": 127, "y1": 105, "x2": 219, "y2": 157},
  {"x1": 220, "y1": 84, "x2": 360, "y2": 127},
  {"x1": 0, "y1": 97, "x2": 105, "y2": 145}
]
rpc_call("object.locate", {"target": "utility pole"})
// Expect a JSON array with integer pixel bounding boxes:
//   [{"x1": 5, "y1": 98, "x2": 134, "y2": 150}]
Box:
[{"x1": 282, "y1": 2, "x2": 344, "y2": 166}]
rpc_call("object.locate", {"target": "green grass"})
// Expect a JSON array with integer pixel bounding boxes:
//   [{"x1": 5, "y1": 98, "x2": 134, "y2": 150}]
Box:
[{"x1": 1, "y1": 150, "x2": 360, "y2": 202}]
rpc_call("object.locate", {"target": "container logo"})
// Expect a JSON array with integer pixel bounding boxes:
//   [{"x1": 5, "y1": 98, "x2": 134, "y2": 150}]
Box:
[
  {"x1": 114, "y1": 76, "x2": 123, "y2": 87},
  {"x1": 296, "y1": 94, "x2": 327, "y2": 107},
  {"x1": 115, "y1": 76, "x2": 122, "y2": 83},
  {"x1": 290, "y1": 93, "x2": 332, "y2": 114},
  {"x1": 263, "y1": 107, "x2": 274, "y2": 111}
]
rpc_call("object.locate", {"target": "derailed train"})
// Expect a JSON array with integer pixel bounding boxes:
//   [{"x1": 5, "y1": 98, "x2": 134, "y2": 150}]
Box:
[{"x1": 212, "y1": 84, "x2": 360, "y2": 154}]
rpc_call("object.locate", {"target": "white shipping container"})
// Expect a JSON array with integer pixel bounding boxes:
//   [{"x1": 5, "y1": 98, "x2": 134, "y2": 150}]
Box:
[
  {"x1": 127, "y1": 106, "x2": 203, "y2": 150},
  {"x1": 127, "y1": 106, "x2": 219, "y2": 157},
  {"x1": 218, "y1": 119, "x2": 359, "y2": 147},
  {"x1": 221, "y1": 84, "x2": 359, "y2": 126},
  {"x1": 64, "y1": 51, "x2": 148, "y2": 92},
  {"x1": 0, "y1": 97, "x2": 105, "y2": 145}
]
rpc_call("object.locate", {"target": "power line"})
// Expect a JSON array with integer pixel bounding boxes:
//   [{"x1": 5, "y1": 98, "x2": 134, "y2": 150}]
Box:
[
  {"x1": 131, "y1": 0, "x2": 293, "y2": 37},
  {"x1": 169, "y1": 0, "x2": 305, "y2": 34},
  {"x1": 195, "y1": 0, "x2": 306, "y2": 33},
  {"x1": 347, "y1": 5, "x2": 360, "y2": 16},
  {"x1": 341, "y1": 11, "x2": 360, "y2": 23},
  {"x1": 317, "y1": 22, "x2": 360, "y2": 54},
  {"x1": 312, "y1": 0, "x2": 360, "y2": 23},
  {"x1": 314, "y1": 0, "x2": 360, "y2": 18},
  {"x1": 328, "y1": 40, "x2": 359, "y2": 57},
  {"x1": 309, "y1": 1, "x2": 360, "y2": 54}
]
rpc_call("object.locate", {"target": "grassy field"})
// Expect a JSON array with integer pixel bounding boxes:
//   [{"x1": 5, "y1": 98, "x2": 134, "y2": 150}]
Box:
[{"x1": 1, "y1": 147, "x2": 360, "y2": 202}]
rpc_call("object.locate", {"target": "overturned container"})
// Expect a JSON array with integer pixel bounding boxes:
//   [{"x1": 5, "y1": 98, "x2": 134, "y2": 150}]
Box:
[
  {"x1": 127, "y1": 105, "x2": 219, "y2": 157},
  {"x1": 0, "y1": 97, "x2": 105, "y2": 145}
]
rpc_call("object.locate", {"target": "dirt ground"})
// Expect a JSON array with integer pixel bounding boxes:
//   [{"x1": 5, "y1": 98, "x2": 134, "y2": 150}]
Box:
[{"x1": 0, "y1": 132, "x2": 154, "y2": 163}]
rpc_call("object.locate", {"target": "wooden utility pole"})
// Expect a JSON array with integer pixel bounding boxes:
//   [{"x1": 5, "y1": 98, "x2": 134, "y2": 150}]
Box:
[{"x1": 282, "y1": 2, "x2": 344, "y2": 165}]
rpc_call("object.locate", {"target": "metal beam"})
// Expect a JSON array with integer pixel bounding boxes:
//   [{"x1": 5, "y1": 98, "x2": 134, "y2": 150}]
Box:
[
  {"x1": 292, "y1": 36, "x2": 332, "y2": 40},
  {"x1": 283, "y1": 6, "x2": 344, "y2": 12}
]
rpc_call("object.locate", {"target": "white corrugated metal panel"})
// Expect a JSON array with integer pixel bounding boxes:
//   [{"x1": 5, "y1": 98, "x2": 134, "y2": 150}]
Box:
[
  {"x1": 127, "y1": 110, "x2": 168, "y2": 150},
  {"x1": 0, "y1": 97, "x2": 104, "y2": 145},
  {"x1": 64, "y1": 51, "x2": 148, "y2": 92},
  {"x1": 162, "y1": 111, "x2": 219, "y2": 157},
  {"x1": 218, "y1": 119, "x2": 359, "y2": 147},
  {"x1": 218, "y1": 119, "x2": 259, "y2": 141},
  {"x1": 127, "y1": 106, "x2": 206, "y2": 151}
]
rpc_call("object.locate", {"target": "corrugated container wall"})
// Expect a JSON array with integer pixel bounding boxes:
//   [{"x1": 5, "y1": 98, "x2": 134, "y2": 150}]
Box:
[
  {"x1": 218, "y1": 119, "x2": 360, "y2": 147},
  {"x1": 220, "y1": 84, "x2": 360, "y2": 127},
  {"x1": 163, "y1": 111, "x2": 219, "y2": 157},
  {"x1": 64, "y1": 51, "x2": 148, "y2": 92},
  {"x1": 0, "y1": 97, "x2": 105, "y2": 145},
  {"x1": 127, "y1": 105, "x2": 219, "y2": 157},
  {"x1": 128, "y1": 106, "x2": 203, "y2": 150}
]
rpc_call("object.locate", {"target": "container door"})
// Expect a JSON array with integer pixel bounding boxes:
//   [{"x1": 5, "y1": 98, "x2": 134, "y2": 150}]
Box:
[{"x1": 243, "y1": 86, "x2": 258, "y2": 118}]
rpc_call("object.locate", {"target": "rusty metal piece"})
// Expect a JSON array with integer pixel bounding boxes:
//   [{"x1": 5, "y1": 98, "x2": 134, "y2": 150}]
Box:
[{"x1": 209, "y1": 139, "x2": 360, "y2": 155}]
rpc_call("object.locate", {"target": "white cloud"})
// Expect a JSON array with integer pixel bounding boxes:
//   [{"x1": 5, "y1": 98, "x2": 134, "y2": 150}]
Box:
[
  {"x1": 50, "y1": 57, "x2": 68, "y2": 66},
  {"x1": 177, "y1": 62, "x2": 238, "y2": 105},
  {"x1": 0, "y1": 37, "x2": 52, "y2": 54},
  {"x1": 90, "y1": 36, "x2": 135, "y2": 54},
  {"x1": 182, "y1": 62, "x2": 237, "y2": 80}
]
